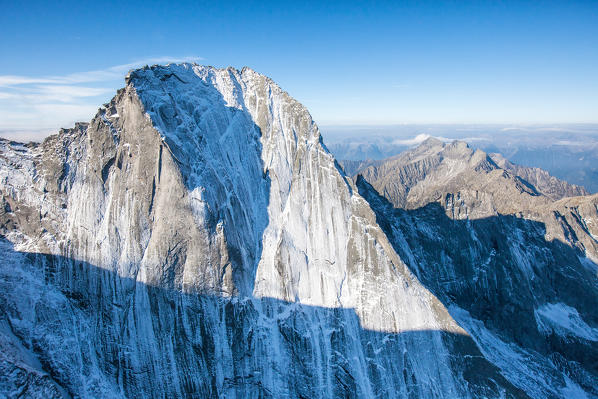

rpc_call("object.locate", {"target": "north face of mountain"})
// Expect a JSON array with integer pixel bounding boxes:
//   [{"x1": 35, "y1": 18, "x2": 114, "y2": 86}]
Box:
[{"x1": 0, "y1": 64, "x2": 527, "y2": 398}]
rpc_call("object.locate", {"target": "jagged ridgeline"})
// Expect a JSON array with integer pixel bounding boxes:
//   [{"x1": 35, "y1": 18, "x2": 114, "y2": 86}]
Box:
[{"x1": 0, "y1": 64, "x2": 595, "y2": 398}]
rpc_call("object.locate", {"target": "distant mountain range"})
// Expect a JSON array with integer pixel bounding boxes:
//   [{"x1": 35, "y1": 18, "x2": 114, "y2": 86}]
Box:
[{"x1": 323, "y1": 124, "x2": 598, "y2": 193}]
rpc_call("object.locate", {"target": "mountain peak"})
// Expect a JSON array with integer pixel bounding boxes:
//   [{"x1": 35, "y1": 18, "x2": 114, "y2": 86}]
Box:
[
  {"x1": 3, "y1": 63, "x2": 503, "y2": 397},
  {"x1": 418, "y1": 136, "x2": 445, "y2": 149},
  {"x1": 1, "y1": 64, "x2": 595, "y2": 398},
  {"x1": 446, "y1": 139, "x2": 470, "y2": 150}
]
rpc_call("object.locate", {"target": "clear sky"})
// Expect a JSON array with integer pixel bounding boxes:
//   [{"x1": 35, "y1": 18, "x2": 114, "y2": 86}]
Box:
[{"x1": 1, "y1": 0, "x2": 597, "y2": 139}]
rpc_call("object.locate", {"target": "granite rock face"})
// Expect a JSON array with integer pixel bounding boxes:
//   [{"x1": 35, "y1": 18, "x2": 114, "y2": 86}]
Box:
[
  {"x1": 357, "y1": 139, "x2": 598, "y2": 398},
  {"x1": 0, "y1": 65, "x2": 529, "y2": 398}
]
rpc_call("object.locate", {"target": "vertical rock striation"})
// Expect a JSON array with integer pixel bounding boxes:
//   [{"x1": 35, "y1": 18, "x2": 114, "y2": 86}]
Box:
[{"x1": 0, "y1": 64, "x2": 532, "y2": 398}]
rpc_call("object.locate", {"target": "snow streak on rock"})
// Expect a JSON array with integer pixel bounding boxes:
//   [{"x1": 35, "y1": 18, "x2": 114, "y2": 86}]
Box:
[{"x1": 0, "y1": 64, "x2": 526, "y2": 398}]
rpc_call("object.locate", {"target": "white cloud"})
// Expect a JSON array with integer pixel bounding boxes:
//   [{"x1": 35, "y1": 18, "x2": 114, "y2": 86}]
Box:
[
  {"x1": 459, "y1": 136, "x2": 489, "y2": 142},
  {"x1": 392, "y1": 133, "x2": 451, "y2": 146},
  {"x1": 0, "y1": 85, "x2": 113, "y2": 103},
  {"x1": 393, "y1": 133, "x2": 431, "y2": 145},
  {"x1": 555, "y1": 140, "x2": 585, "y2": 146},
  {"x1": 0, "y1": 56, "x2": 202, "y2": 140},
  {"x1": 499, "y1": 125, "x2": 598, "y2": 134},
  {"x1": 392, "y1": 133, "x2": 488, "y2": 147},
  {"x1": 0, "y1": 76, "x2": 59, "y2": 86}
]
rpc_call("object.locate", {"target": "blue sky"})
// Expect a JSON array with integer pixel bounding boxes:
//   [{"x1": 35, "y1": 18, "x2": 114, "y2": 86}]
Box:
[{"x1": 1, "y1": 0, "x2": 597, "y2": 139}]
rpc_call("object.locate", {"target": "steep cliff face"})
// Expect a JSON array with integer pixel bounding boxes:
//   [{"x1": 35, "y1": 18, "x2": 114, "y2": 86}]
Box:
[
  {"x1": 0, "y1": 64, "x2": 526, "y2": 398},
  {"x1": 357, "y1": 140, "x2": 598, "y2": 398}
]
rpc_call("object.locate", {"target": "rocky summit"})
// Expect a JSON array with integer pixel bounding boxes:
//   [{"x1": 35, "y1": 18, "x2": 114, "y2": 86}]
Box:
[{"x1": 0, "y1": 64, "x2": 596, "y2": 398}]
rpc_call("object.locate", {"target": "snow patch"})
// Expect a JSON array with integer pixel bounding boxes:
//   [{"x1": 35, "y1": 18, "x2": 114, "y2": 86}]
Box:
[{"x1": 535, "y1": 303, "x2": 598, "y2": 341}]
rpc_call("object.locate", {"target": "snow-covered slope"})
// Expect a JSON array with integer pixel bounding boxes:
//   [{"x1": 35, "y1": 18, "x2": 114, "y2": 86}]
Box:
[{"x1": 0, "y1": 64, "x2": 526, "y2": 398}]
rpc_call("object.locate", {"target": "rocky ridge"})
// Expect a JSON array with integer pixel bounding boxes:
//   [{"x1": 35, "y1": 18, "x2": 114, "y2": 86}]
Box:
[
  {"x1": 356, "y1": 138, "x2": 598, "y2": 398},
  {"x1": 489, "y1": 152, "x2": 589, "y2": 200}
]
